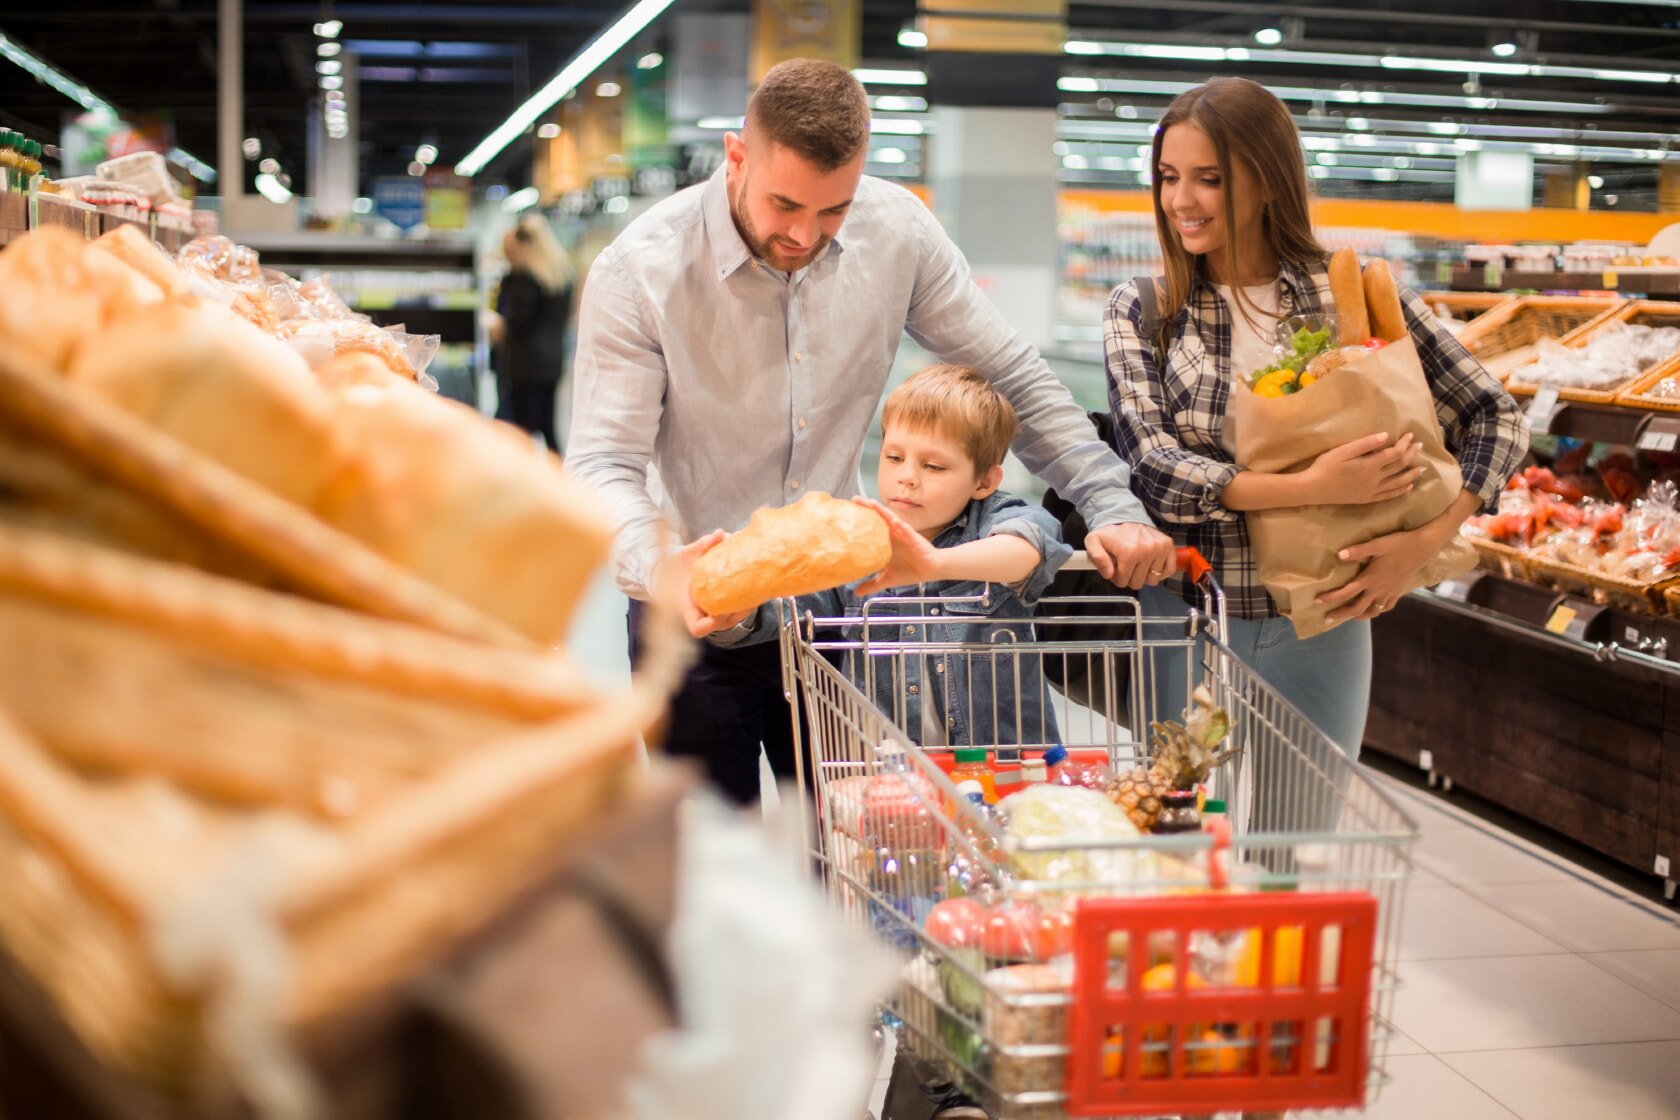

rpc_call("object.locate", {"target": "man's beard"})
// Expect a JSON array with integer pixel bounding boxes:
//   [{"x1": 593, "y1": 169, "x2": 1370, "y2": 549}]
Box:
[{"x1": 730, "y1": 171, "x2": 829, "y2": 272}]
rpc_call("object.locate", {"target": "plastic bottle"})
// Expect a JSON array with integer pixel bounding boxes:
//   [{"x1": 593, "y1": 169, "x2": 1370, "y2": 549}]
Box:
[
  {"x1": 950, "y1": 747, "x2": 997, "y2": 804},
  {"x1": 1042, "y1": 744, "x2": 1111, "y2": 791},
  {"x1": 948, "y1": 779, "x2": 999, "y2": 899},
  {"x1": 1020, "y1": 758, "x2": 1047, "y2": 786}
]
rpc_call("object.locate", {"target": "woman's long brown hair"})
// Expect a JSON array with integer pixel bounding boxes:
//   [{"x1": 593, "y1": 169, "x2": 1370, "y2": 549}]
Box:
[{"x1": 1148, "y1": 77, "x2": 1326, "y2": 356}]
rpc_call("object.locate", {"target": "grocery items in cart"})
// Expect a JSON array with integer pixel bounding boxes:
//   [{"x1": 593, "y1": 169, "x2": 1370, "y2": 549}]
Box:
[{"x1": 779, "y1": 560, "x2": 1418, "y2": 1118}]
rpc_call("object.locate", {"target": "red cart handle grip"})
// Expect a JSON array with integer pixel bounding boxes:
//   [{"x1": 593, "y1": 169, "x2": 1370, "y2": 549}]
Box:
[{"x1": 1174, "y1": 547, "x2": 1212, "y2": 584}]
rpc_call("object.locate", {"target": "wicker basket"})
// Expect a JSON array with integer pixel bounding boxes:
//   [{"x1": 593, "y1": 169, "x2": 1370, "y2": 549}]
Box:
[
  {"x1": 1504, "y1": 300, "x2": 1680, "y2": 404},
  {"x1": 1419, "y1": 290, "x2": 1518, "y2": 334},
  {"x1": 1469, "y1": 537, "x2": 1536, "y2": 583},
  {"x1": 0, "y1": 524, "x2": 690, "y2": 1105},
  {"x1": 1525, "y1": 554, "x2": 1680, "y2": 615},
  {"x1": 1665, "y1": 585, "x2": 1680, "y2": 620},
  {"x1": 1457, "y1": 295, "x2": 1626, "y2": 385},
  {"x1": 1612, "y1": 352, "x2": 1680, "y2": 415}
]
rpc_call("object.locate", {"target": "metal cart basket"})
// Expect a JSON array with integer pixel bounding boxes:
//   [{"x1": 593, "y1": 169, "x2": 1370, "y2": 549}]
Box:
[{"x1": 777, "y1": 550, "x2": 1419, "y2": 1119}]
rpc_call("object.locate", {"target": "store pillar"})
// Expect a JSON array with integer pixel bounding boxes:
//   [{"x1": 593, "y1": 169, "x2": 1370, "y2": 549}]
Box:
[
  {"x1": 920, "y1": 0, "x2": 1065, "y2": 351},
  {"x1": 1454, "y1": 149, "x2": 1534, "y2": 211},
  {"x1": 1542, "y1": 165, "x2": 1590, "y2": 210},
  {"x1": 1660, "y1": 162, "x2": 1680, "y2": 213}
]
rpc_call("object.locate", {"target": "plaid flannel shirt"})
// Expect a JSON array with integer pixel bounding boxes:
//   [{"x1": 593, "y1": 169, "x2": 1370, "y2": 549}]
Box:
[{"x1": 1104, "y1": 258, "x2": 1529, "y2": 620}]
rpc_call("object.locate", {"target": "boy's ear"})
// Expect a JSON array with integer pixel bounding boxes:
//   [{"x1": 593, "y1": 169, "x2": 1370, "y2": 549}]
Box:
[{"x1": 972, "y1": 464, "x2": 1004, "y2": 500}]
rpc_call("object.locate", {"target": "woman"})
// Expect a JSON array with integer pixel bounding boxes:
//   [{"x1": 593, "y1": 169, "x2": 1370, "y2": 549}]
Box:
[
  {"x1": 492, "y1": 214, "x2": 576, "y2": 451},
  {"x1": 1106, "y1": 77, "x2": 1528, "y2": 755}
]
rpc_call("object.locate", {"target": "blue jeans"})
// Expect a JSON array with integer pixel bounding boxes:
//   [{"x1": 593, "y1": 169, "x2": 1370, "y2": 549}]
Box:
[{"x1": 1138, "y1": 584, "x2": 1372, "y2": 759}]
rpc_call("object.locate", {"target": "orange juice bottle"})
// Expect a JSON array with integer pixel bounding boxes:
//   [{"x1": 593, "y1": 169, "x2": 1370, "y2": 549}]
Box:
[{"x1": 950, "y1": 748, "x2": 996, "y2": 804}]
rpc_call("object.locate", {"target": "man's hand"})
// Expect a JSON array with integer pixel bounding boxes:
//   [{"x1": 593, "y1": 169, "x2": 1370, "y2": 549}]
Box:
[
  {"x1": 1086, "y1": 522, "x2": 1178, "y2": 591},
  {"x1": 653, "y1": 530, "x2": 752, "y2": 638},
  {"x1": 852, "y1": 497, "x2": 946, "y2": 596}
]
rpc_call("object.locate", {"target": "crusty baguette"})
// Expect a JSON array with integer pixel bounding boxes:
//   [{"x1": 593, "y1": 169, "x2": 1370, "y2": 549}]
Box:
[
  {"x1": 690, "y1": 492, "x2": 891, "y2": 616},
  {"x1": 0, "y1": 227, "x2": 164, "y2": 372},
  {"x1": 1328, "y1": 248, "x2": 1369, "y2": 346},
  {"x1": 1362, "y1": 258, "x2": 1407, "y2": 342},
  {"x1": 88, "y1": 224, "x2": 191, "y2": 300}
]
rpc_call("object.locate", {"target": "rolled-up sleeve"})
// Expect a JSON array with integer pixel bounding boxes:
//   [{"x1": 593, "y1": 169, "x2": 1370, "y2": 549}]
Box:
[
  {"x1": 980, "y1": 496, "x2": 1074, "y2": 606},
  {"x1": 1104, "y1": 283, "x2": 1241, "y2": 527},
  {"x1": 900, "y1": 204, "x2": 1152, "y2": 533},
  {"x1": 566, "y1": 250, "x2": 672, "y2": 600},
  {"x1": 1402, "y1": 283, "x2": 1529, "y2": 508}
]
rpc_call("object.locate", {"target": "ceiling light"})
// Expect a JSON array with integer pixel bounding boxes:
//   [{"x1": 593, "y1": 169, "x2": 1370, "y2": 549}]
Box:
[
  {"x1": 1374, "y1": 167, "x2": 1399, "y2": 181},
  {"x1": 485, "y1": 184, "x2": 508, "y2": 201},
  {"x1": 1349, "y1": 134, "x2": 1377, "y2": 147},
  {"x1": 455, "y1": 0, "x2": 682, "y2": 177},
  {"x1": 254, "y1": 172, "x2": 292, "y2": 203},
  {"x1": 871, "y1": 147, "x2": 908, "y2": 164},
  {"x1": 872, "y1": 95, "x2": 928, "y2": 112},
  {"x1": 352, "y1": 196, "x2": 372, "y2": 213},
  {"x1": 408, "y1": 160, "x2": 427, "y2": 176},
  {"x1": 898, "y1": 29, "x2": 927, "y2": 49},
  {"x1": 1226, "y1": 47, "x2": 1250, "y2": 61},
  {"x1": 318, "y1": 41, "x2": 342, "y2": 57},
  {"x1": 317, "y1": 60, "x2": 342, "y2": 76},
  {"x1": 319, "y1": 75, "x2": 343, "y2": 91},
  {"x1": 1348, "y1": 117, "x2": 1370, "y2": 130},
  {"x1": 637, "y1": 52, "x2": 663, "y2": 69},
  {"x1": 1588, "y1": 174, "x2": 1605, "y2": 188},
  {"x1": 1118, "y1": 104, "x2": 1138, "y2": 119},
  {"x1": 1309, "y1": 165, "x2": 1328, "y2": 178},
  {"x1": 1455, "y1": 137, "x2": 1482, "y2": 151},
  {"x1": 1428, "y1": 121, "x2": 1462, "y2": 135},
  {"x1": 1255, "y1": 28, "x2": 1284, "y2": 46},
  {"x1": 415, "y1": 144, "x2": 438, "y2": 164},
  {"x1": 697, "y1": 116, "x2": 744, "y2": 130},
  {"x1": 325, "y1": 89, "x2": 346, "y2": 103},
  {"x1": 241, "y1": 137, "x2": 261, "y2": 158},
  {"x1": 1491, "y1": 41, "x2": 1518, "y2": 57},
  {"x1": 870, "y1": 118, "x2": 926, "y2": 135},
  {"x1": 537, "y1": 122, "x2": 561, "y2": 139},
  {"x1": 1415, "y1": 142, "x2": 1439, "y2": 155},
  {"x1": 1318, "y1": 153, "x2": 1339, "y2": 165},
  {"x1": 596, "y1": 81, "x2": 621, "y2": 97},
  {"x1": 258, "y1": 157, "x2": 279, "y2": 174},
  {"x1": 1394, "y1": 156, "x2": 1412, "y2": 168},
  {"x1": 314, "y1": 20, "x2": 342, "y2": 39},
  {"x1": 852, "y1": 68, "x2": 928, "y2": 85},
  {"x1": 502, "y1": 186, "x2": 539, "y2": 212}
]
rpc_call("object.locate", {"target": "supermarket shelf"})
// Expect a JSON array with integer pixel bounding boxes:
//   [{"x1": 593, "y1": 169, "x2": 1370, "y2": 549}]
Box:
[
  {"x1": 232, "y1": 231, "x2": 476, "y2": 270},
  {"x1": 1527, "y1": 398, "x2": 1680, "y2": 446},
  {"x1": 1410, "y1": 572, "x2": 1680, "y2": 680},
  {"x1": 1449, "y1": 265, "x2": 1680, "y2": 297}
]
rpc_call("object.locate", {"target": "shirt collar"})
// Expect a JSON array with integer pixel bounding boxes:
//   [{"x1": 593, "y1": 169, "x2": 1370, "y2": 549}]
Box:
[{"x1": 700, "y1": 164, "x2": 849, "y2": 281}]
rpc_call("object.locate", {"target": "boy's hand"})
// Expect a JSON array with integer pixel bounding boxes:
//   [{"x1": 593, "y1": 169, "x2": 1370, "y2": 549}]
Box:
[
  {"x1": 1086, "y1": 522, "x2": 1178, "y2": 590},
  {"x1": 852, "y1": 497, "x2": 946, "y2": 595},
  {"x1": 652, "y1": 530, "x2": 752, "y2": 638}
]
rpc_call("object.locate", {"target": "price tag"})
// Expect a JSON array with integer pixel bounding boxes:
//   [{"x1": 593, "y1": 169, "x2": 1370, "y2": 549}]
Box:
[
  {"x1": 1604, "y1": 270, "x2": 1620, "y2": 290},
  {"x1": 1435, "y1": 260, "x2": 1453, "y2": 285},
  {"x1": 1545, "y1": 604, "x2": 1578, "y2": 635},
  {"x1": 1526, "y1": 386, "x2": 1561, "y2": 432},
  {"x1": 1638, "y1": 429, "x2": 1679, "y2": 453},
  {"x1": 1434, "y1": 576, "x2": 1476, "y2": 602},
  {"x1": 1483, "y1": 261, "x2": 1503, "y2": 288}
]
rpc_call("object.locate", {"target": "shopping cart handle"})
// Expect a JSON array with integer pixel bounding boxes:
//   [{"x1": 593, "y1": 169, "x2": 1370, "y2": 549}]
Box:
[{"x1": 1061, "y1": 546, "x2": 1212, "y2": 583}]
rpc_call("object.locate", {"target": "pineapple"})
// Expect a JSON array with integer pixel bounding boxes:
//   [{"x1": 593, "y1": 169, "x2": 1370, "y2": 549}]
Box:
[{"x1": 1107, "y1": 684, "x2": 1239, "y2": 832}]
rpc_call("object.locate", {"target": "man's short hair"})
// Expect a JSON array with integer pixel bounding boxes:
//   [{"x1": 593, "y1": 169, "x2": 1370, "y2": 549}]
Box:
[
  {"x1": 746, "y1": 59, "x2": 871, "y2": 171},
  {"x1": 881, "y1": 364, "x2": 1019, "y2": 474}
]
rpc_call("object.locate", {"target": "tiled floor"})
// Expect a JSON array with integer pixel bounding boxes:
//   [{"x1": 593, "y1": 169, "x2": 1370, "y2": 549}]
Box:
[{"x1": 568, "y1": 565, "x2": 1680, "y2": 1120}]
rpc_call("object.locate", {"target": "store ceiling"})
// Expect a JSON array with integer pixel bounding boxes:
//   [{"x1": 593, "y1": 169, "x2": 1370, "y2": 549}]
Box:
[{"x1": 0, "y1": 0, "x2": 1677, "y2": 203}]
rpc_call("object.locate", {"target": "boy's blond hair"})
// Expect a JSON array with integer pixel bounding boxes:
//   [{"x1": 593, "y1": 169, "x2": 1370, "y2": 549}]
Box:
[{"x1": 881, "y1": 364, "x2": 1018, "y2": 473}]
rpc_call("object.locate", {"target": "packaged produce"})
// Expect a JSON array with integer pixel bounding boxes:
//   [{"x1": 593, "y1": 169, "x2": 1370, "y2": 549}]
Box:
[
  {"x1": 1041, "y1": 744, "x2": 1111, "y2": 790},
  {"x1": 1003, "y1": 783, "x2": 1144, "y2": 888},
  {"x1": 1466, "y1": 470, "x2": 1680, "y2": 584},
  {"x1": 1518, "y1": 321, "x2": 1680, "y2": 391}
]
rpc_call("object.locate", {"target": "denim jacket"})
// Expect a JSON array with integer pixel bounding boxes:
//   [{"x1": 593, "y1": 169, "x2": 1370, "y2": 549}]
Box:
[{"x1": 798, "y1": 492, "x2": 1072, "y2": 748}]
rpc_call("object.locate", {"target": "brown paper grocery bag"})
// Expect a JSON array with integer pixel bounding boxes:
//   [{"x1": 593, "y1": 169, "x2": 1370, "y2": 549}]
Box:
[{"x1": 1225, "y1": 335, "x2": 1477, "y2": 638}]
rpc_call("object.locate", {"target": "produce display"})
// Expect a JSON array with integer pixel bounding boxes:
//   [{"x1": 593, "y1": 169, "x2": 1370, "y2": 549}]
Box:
[{"x1": 1466, "y1": 465, "x2": 1680, "y2": 585}]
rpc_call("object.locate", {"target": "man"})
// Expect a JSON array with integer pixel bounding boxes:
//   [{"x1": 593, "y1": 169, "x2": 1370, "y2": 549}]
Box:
[{"x1": 570, "y1": 58, "x2": 1174, "y2": 805}]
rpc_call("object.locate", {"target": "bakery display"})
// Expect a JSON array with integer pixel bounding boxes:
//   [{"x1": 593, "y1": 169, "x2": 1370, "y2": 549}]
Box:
[{"x1": 690, "y1": 490, "x2": 892, "y2": 615}]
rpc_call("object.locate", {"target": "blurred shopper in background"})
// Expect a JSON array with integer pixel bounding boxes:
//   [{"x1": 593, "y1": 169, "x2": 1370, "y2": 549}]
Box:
[{"x1": 490, "y1": 214, "x2": 576, "y2": 451}]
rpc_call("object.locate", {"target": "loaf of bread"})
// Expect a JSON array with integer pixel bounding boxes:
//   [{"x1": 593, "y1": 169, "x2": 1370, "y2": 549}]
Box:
[
  {"x1": 65, "y1": 300, "x2": 342, "y2": 509},
  {"x1": 690, "y1": 492, "x2": 891, "y2": 616},
  {"x1": 88, "y1": 224, "x2": 191, "y2": 300},
  {"x1": 1328, "y1": 248, "x2": 1369, "y2": 346},
  {"x1": 315, "y1": 376, "x2": 613, "y2": 646},
  {"x1": 0, "y1": 227, "x2": 165, "y2": 372},
  {"x1": 1362, "y1": 258, "x2": 1407, "y2": 342}
]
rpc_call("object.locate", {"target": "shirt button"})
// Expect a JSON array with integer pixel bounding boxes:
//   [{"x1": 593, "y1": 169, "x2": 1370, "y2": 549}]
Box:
[
  {"x1": 798, "y1": 417, "x2": 807, "y2": 429},
  {"x1": 936, "y1": 662, "x2": 945, "y2": 674},
  {"x1": 795, "y1": 352, "x2": 803, "y2": 361},
  {"x1": 905, "y1": 625, "x2": 916, "y2": 634},
  {"x1": 790, "y1": 480, "x2": 800, "y2": 490},
  {"x1": 947, "y1": 717, "x2": 956, "y2": 728},
  {"x1": 930, "y1": 607, "x2": 941, "y2": 615}
]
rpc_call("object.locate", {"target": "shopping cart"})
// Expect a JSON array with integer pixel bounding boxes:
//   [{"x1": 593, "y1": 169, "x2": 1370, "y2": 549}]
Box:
[{"x1": 777, "y1": 549, "x2": 1418, "y2": 1119}]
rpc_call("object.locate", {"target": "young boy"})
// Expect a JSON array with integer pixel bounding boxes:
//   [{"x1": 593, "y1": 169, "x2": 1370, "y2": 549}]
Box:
[
  {"x1": 801, "y1": 363, "x2": 1073, "y2": 749},
  {"x1": 837, "y1": 364, "x2": 1074, "y2": 1118}
]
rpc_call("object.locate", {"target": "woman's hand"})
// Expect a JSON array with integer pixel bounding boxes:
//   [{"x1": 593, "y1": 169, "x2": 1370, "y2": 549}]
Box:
[
  {"x1": 1301, "y1": 432, "x2": 1422, "y2": 506},
  {"x1": 852, "y1": 498, "x2": 946, "y2": 595},
  {"x1": 1315, "y1": 526, "x2": 1444, "y2": 623}
]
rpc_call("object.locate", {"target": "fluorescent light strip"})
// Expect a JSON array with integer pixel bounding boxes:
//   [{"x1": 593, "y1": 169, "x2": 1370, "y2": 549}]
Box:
[
  {"x1": 1059, "y1": 75, "x2": 1612, "y2": 117},
  {"x1": 253, "y1": 172, "x2": 292, "y2": 204},
  {"x1": 852, "y1": 68, "x2": 928, "y2": 85},
  {"x1": 502, "y1": 186, "x2": 540, "y2": 212},
  {"x1": 0, "y1": 31, "x2": 216, "y2": 182},
  {"x1": 1063, "y1": 40, "x2": 1680, "y2": 84},
  {"x1": 455, "y1": 0, "x2": 680, "y2": 176}
]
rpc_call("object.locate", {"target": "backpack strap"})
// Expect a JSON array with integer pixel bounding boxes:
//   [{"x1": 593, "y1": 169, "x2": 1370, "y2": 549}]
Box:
[{"x1": 1134, "y1": 275, "x2": 1163, "y2": 350}]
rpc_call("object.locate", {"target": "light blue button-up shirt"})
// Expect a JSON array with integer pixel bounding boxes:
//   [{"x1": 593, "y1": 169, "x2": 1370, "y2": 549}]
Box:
[{"x1": 569, "y1": 166, "x2": 1151, "y2": 603}]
